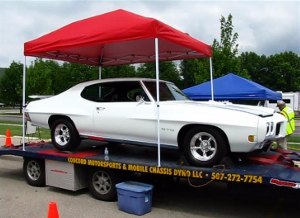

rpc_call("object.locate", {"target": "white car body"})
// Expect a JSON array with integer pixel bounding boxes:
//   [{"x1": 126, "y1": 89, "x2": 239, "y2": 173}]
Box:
[{"x1": 25, "y1": 78, "x2": 287, "y2": 167}]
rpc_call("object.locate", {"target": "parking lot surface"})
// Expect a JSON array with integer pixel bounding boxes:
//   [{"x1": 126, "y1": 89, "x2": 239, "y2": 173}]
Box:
[{"x1": 1, "y1": 137, "x2": 300, "y2": 218}]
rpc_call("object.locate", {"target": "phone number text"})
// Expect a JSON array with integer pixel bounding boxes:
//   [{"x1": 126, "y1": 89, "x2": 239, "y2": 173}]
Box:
[{"x1": 211, "y1": 172, "x2": 263, "y2": 183}]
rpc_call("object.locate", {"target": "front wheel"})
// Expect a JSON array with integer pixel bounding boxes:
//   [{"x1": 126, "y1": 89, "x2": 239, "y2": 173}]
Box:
[
  {"x1": 51, "y1": 118, "x2": 81, "y2": 151},
  {"x1": 183, "y1": 127, "x2": 228, "y2": 167},
  {"x1": 23, "y1": 158, "x2": 45, "y2": 187},
  {"x1": 88, "y1": 168, "x2": 121, "y2": 201}
]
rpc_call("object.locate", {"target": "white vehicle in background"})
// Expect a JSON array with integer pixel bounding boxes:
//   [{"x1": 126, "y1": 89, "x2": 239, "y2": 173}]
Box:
[
  {"x1": 25, "y1": 78, "x2": 287, "y2": 167},
  {"x1": 0, "y1": 103, "x2": 4, "y2": 107},
  {"x1": 260, "y1": 92, "x2": 300, "y2": 114}
]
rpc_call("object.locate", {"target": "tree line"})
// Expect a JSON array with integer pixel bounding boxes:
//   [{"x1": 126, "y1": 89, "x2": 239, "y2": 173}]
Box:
[{"x1": 0, "y1": 14, "x2": 299, "y2": 107}]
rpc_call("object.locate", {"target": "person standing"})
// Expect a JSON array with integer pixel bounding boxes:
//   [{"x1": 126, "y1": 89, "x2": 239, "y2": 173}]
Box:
[{"x1": 276, "y1": 100, "x2": 296, "y2": 150}]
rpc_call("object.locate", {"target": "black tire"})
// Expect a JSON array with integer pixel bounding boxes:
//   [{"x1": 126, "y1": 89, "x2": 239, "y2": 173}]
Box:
[
  {"x1": 88, "y1": 168, "x2": 120, "y2": 201},
  {"x1": 51, "y1": 118, "x2": 81, "y2": 151},
  {"x1": 23, "y1": 158, "x2": 45, "y2": 187},
  {"x1": 183, "y1": 126, "x2": 228, "y2": 167}
]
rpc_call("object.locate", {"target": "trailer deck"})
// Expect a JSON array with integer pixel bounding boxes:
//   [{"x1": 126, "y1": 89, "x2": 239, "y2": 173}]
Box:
[{"x1": 1, "y1": 140, "x2": 300, "y2": 190}]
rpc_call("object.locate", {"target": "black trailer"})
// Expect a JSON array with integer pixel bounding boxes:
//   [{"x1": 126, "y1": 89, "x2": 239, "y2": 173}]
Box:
[{"x1": 1, "y1": 140, "x2": 300, "y2": 201}]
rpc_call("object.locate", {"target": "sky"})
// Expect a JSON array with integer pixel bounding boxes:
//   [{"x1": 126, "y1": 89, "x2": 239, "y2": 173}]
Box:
[{"x1": 0, "y1": 0, "x2": 299, "y2": 68}]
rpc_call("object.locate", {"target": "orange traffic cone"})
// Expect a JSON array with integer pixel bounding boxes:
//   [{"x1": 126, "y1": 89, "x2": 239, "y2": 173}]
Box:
[
  {"x1": 47, "y1": 202, "x2": 60, "y2": 218},
  {"x1": 5, "y1": 129, "x2": 13, "y2": 147}
]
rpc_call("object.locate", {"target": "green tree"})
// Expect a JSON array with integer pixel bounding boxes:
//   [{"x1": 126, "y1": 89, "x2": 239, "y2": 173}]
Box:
[
  {"x1": 239, "y1": 52, "x2": 268, "y2": 84},
  {"x1": 26, "y1": 58, "x2": 61, "y2": 96},
  {"x1": 181, "y1": 14, "x2": 247, "y2": 90},
  {"x1": 0, "y1": 68, "x2": 7, "y2": 103},
  {"x1": 212, "y1": 14, "x2": 247, "y2": 78},
  {"x1": 101, "y1": 65, "x2": 137, "y2": 79},
  {"x1": 0, "y1": 61, "x2": 23, "y2": 109},
  {"x1": 136, "y1": 62, "x2": 182, "y2": 87},
  {"x1": 180, "y1": 59, "x2": 211, "y2": 89},
  {"x1": 239, "y1": 51, "x2": 300, "y2": 92},
  {"x1": 264, "y1": 52, "x2": 300, "y2": 91},
  {"x1": 55, "y1": 62, "x2": 98, "y2": 93}
]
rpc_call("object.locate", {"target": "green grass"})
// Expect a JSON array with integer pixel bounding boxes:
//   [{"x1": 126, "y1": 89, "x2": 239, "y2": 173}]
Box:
[
  {"x1": 287, "y1": 144, "x2": 300, "y2": 151},
  {"x1": 289, "y1": 136, "x2": 300, "y2": 143},
  {"x1": 0, "y1": 120, "x2": 22, "y2": 125},
  {"x1": 0, "y1": 120, "x2": 51, "y2": 140},
  {"x1": 1, "y1": 113, "x2": 22, "y2": 115},
  {"x1": 287, "y1": 137, "x2": 300, "y2": 151},
  {"x1": 0, "y1": 107, "x2": 21, "y2": 111}
]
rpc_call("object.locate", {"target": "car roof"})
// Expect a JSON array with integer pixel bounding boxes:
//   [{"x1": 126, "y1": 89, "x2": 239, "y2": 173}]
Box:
[{"x1": 75, "y1": 77, "x2": 169, "y2": 87}]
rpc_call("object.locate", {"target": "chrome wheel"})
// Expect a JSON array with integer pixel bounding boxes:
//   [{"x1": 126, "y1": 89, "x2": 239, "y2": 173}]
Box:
[
  {"x1": 51, "y1": 119, "x2": 81, "y2": 151},
  {"x1": 54, "y1": 123, "x2": 70, "y2": 146},
  {"x1": 189, "y1": 132, "x2": 217, "y2": 161},
  {"x1": 183, "y1": 127, "x2": 227, "y2": 167}
]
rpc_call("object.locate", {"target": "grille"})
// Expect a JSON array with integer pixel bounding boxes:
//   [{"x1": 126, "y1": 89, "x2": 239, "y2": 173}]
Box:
[{"x1": 275, "y1": 123, "x2": 281, "y2": 135}]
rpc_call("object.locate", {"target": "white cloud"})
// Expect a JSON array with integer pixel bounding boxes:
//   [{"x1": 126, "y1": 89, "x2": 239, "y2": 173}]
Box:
[{"x1": 0, "y1": 0, "x2": 299, "y2": 67}]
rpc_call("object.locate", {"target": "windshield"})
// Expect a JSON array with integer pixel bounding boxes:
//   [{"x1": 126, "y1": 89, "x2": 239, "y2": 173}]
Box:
[{"x1": 143, "y1": 81, "x2": 190, "y2": 101}]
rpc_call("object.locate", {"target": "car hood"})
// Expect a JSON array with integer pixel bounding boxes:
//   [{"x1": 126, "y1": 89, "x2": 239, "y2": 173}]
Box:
[{"x1": 169, "y1": 100, "x2": 276, "y2": 117}]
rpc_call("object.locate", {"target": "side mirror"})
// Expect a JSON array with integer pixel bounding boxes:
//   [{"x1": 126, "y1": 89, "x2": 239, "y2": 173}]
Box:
[
  {"x1": 136, "y1": 94, "x2": 144, "y2": 101},
  {"x1": 136, "y1": 95, "x2": 145, "y2": 104}
]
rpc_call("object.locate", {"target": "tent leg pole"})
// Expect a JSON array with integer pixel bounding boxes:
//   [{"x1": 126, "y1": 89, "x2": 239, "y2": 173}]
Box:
[
  {"x1": 22, "y1": 56, "x2": 27, "y2": 151},
  {"x1": 209, "y1": 57, "x2": 214, "y2": 101},
  {"x1": 155, "y1": 38, "x2": 161, "y2": 167}
]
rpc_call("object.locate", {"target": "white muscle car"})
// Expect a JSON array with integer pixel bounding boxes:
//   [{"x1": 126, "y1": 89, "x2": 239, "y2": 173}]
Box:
[{"x1": 25, "y1": 78, "x2": 287, "y2": 167}]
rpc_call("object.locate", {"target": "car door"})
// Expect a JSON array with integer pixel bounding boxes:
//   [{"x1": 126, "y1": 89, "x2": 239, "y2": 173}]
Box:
[
  {"x1": 93, "y1": 100, "x2": 157, "y2": 143},
  {"x1": 86, "y1": 80, "x2": 158, "y2": 144}
]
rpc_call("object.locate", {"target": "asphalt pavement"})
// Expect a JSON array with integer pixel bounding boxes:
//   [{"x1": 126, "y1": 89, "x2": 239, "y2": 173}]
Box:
[{"x1": 1, "y1": 139, "x2": 300, "y2": 218}]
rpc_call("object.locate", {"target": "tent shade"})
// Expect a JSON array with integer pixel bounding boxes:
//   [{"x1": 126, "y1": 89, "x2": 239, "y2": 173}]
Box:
[
  {"x1": 183, "y1": 73, "x2": 282, "y2": 100},
  {"x1": 24, "y1": 9, "x2": 212, "y2": 66}
]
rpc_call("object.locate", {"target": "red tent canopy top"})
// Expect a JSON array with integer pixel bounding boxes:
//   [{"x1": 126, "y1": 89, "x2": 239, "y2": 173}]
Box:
[{"x1": 24, "y1": 9, "x2": 212, "y2": 66}]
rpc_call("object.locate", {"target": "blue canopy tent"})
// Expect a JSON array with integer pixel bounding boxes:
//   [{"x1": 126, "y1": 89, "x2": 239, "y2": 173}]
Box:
[{"x1": 183, "y1": 73, "x2": 282, "y2": 100}]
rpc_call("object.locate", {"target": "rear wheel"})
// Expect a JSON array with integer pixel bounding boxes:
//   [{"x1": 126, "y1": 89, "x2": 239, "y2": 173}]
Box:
[
  {"x1": 51, "y1": 118, "x2": 81, "y2": 151},
  {"x1": 183, "y1": 127, "x2": 228, "y2": 167},
  {"x1": 88, "y1": 168, "x2": 120, "y2": 201},
  {"x1": 23, "y1": 158, "x2": 45, "y2": 187}
]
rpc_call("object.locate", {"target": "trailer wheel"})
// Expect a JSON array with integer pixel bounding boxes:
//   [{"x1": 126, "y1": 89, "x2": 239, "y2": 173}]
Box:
[
  {"x1": 51, "y1": 118, "x2": 81, "y2": 151},
  {"x1": 183, "y1": 127, "x2": 228, "y2": 167},
  {"x1": 23, "y1": 158, "x2": 45, "y2": 187},
  {"x1": 88, "y1": 168, "x2": 120, "y2": 201}
]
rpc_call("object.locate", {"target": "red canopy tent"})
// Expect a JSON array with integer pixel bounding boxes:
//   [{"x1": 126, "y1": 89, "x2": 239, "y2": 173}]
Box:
[
  {"x1": 23, "y1": 9, "x2": 213, "y2": 165},
  {"x1": 24, "y1": 9, "x2": 212, "y2": 66}
]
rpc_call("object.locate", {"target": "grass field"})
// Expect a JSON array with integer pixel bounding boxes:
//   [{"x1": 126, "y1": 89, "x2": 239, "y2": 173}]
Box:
[{"x1": 0, "y1": 120, "x2": 51, "y2": 140}]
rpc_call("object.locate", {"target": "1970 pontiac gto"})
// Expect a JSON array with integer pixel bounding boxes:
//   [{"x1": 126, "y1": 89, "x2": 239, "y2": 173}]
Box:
[{"x1": 25, "y1": 78, "x2": 286, "y2": 167}]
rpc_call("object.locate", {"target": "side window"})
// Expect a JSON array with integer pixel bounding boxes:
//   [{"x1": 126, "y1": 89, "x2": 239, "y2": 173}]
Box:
[
  {"x1": 81, "y1": 84, "x2": 114, "y2": 102},
  {"x1": 100, "y1": 86, "x2": 115, "y2": 99},
  {"x1": 143, "y1": 81, "x2": 175, "y2": 101},
  {"x1": 81, "y1": 81, "x2": 149, "y2": 103}
]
